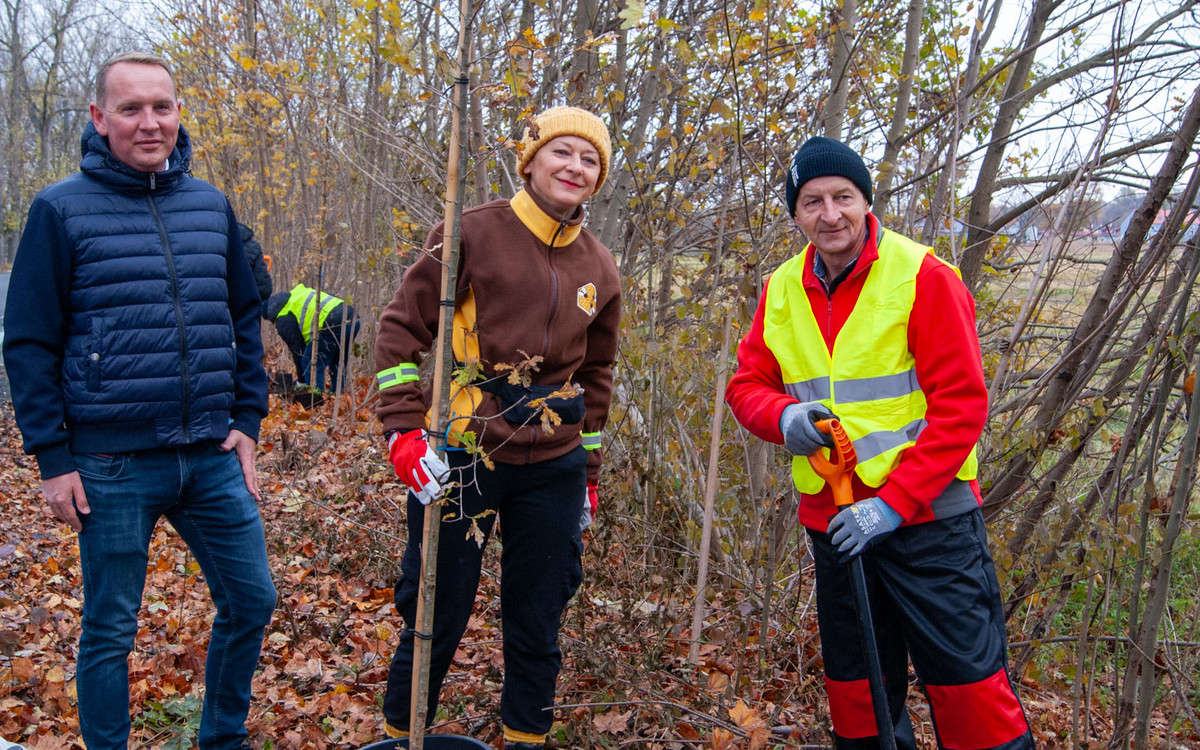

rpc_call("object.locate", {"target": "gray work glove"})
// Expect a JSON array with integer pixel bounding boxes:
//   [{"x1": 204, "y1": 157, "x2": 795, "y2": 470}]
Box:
[
  {"x1": 827, "y1": 497, "x2": 904, "y2": 561},
  {"x1": 779, "y1": 402, "x2": 837, "y2": 456}
]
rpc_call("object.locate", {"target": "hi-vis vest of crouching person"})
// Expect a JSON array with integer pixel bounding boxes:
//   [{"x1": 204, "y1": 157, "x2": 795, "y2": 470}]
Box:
[
  {"x1": 764, "y1": 229, "x2": 979, "y2": 494},
  {"x1": 278, "y1": 283, "x2": 344, "y2": 343}
]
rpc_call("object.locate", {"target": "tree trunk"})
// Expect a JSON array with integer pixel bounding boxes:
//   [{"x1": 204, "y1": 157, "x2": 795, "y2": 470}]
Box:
[
  {"x1": 872, "y1": 0, "x2": 924, "y2": 217},
  {"x1": 960, "y1": 0, "x2": 1059, "y2": 291},
  {"x1": 821, "y1": 0, "x2": 856, "y2": 140}
]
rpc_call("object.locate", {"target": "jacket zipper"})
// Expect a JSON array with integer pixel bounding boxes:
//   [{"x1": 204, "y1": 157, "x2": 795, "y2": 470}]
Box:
[
  {"x1": 826, "y1": 293, "x2": 835, "y2": 349},
  {"x1": 526, "y1": 220, "x2": 569, "y2": 461},
  {"x1": 147, "y1": 195, "x2": 193, "y2": 442},
  {"x1": 542, "y1": 221, "x2": 567, "y2": 357}
]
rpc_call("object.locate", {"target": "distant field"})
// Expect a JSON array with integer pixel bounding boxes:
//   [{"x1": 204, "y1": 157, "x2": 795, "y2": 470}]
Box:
[{"x1": 983, "y1": 237, "x2": 1118, "y2": 332}]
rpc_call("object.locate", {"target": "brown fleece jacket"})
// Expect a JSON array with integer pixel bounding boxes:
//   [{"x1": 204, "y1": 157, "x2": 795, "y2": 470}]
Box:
[{"x1": 375, "y1": 190, "x2": 621, "y2": 483}]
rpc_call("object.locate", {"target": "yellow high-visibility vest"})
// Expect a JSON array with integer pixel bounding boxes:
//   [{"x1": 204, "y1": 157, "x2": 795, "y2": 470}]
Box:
[
  {"x1": 278, "y1": 284, "x2": 343, "y2": 344},
  {"x1": 763, "y1": 231, "x2": 979, "y2": 493}
]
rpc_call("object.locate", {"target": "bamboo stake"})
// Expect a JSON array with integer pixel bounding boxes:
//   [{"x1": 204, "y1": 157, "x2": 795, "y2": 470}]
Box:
[
  {"x1": 331, "y1": 303, "x2": 349, "y2": 422},
  {"x1": 689, "y1": 312, "x2": 733, "y2": 665},
  {"x1": 408, "y1": 0, "x2": 472, "y2": 746},
  {"x1": 309, "y1": 264, "x2": 323, "y2": 389}
]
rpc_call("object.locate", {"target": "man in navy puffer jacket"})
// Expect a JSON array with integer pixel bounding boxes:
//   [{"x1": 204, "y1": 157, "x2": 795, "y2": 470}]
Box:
[{"x1": 2, "y1": 52, "x2": 275, "y2": 750}]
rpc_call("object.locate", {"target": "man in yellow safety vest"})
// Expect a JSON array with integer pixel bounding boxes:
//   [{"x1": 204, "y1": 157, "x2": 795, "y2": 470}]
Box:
[{"x1": 725, "y1": 137, "x2": 1035, "y2": 750}]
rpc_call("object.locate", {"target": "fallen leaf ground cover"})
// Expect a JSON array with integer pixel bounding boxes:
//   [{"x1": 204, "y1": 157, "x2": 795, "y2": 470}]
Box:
[{"x1": 0, "y1": 385, "x2": 1142, "y2": 748}]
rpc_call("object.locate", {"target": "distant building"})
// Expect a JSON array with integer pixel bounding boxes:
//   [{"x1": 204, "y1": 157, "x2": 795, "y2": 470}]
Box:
[{"x1": 1117, "y1": 207, "x2": 1199, "y2": 244}]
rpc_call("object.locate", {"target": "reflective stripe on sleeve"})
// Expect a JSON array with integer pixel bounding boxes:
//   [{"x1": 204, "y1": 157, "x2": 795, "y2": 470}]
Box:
[
  {"x1": 376, "y1": 363, "x2": 419, "y2": 390},
  {"x1": 581, "y1": 431, "x2": 602, "y2": 450}
]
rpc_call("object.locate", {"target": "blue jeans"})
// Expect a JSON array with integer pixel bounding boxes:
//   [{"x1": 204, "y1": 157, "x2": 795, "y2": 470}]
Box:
[
  {"x1": 299, "y1": 317, "x2": 361, "y2": 392},
  {"x1": 74, "y1": 441, "x2": 277, "y2": 750}
]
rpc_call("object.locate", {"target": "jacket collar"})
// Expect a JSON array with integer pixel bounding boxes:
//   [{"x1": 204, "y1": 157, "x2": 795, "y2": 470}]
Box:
[
  {"x1": 804, "y1": 213, "x2": 881, "y2": 292},
  {"x1": 510, "y1": 189, "x2": 585, "y2": 248},
  {"x1": 79, "y1": 121, "x2": 192, "y2": 195}
]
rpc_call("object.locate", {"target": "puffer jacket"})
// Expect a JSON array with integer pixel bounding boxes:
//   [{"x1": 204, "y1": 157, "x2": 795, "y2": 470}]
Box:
[{"x1": 2, "y1": 122, "x2": 268, "y2": 479}]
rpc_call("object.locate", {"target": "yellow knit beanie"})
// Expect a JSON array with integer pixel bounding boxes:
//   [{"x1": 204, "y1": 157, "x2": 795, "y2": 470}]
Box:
[{"x1": 517, "y1": 106, "x2": 612, "y2": 193}]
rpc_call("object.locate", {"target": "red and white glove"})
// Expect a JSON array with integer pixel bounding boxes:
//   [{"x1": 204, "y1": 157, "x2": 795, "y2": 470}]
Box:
[
  {"x1": 580, "y1": 483, "x2": 599, "y2": 531},
  {"x1": 388, "y1": 429, "x2": 451, "y2": 505}
]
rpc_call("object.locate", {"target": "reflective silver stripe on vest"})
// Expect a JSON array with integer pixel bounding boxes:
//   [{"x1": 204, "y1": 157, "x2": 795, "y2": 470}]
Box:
[
  {"x1": 298, "y1": 291, "x2": 340, "y2": 343},
  {"x1": 834, "y1": 368, "x2": 921, "y2": 404},
  {"x1": 784, "y1": 376, "x2": 831, "y2": 403},
  {"x1": 298, "y1": 291, "x2": 317, "y2": 339},
  {"x1": 929, "y1": 479, "x2": 980, "y2": 520},
  {"x1": 851, "y1": 418, "x2": 926, "y2": 463},
  {"x1": 784, "y1": 368, "x2": 920, "y2": 405}
]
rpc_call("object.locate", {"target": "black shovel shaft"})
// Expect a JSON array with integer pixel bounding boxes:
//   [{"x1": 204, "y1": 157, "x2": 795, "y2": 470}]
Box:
[{"x1": 848, "y1": 555, "x2": 898, "y2": 750}]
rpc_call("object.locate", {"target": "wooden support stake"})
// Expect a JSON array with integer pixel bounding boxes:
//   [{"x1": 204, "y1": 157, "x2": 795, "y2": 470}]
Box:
[
  {"x1": 409, "y1": 0, "x2": 473, "y2": 745},
  {"x1": 689, "y1": 312, "x2": 733, "y2": 665}
]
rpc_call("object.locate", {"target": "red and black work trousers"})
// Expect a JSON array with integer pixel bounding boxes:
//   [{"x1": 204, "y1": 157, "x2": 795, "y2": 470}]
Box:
[
  {"x1": 808, "y1": 509, "x2": 1034, "y2": 750},
  {"x1": 383, "y1": 446, "x2": 586, "y2": 738}
]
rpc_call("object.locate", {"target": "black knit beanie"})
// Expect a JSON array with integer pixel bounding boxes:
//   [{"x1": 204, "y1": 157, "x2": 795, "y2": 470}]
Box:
[
  {"x1": 784, "y1": 137, "x2": 873, "y2": 217},
  {"x1": 264, "y1": 290, "x2": 289, "y2": 321}
]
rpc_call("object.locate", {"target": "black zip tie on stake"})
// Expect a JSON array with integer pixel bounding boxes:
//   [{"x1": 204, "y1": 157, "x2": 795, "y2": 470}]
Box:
[
  {"x1": 440, "y1": 76, "x2": 470, "y2": 97},
  {"x1": 411, "y1": 628, "x2": 434, "y2": 641},
  {"x1": 429, "y1": 429, "x2": 450, "y2": 450}
]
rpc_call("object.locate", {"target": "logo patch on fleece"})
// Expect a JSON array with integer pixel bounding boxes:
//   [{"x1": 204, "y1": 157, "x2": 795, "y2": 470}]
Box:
[{"x1": 576, "y1": 283, "x2": 597, "y2": 316}]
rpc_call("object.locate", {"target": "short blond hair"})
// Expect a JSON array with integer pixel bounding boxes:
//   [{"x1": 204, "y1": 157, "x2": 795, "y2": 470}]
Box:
[{"x1": 95, "y1": 52, "x2": 175, "y2": 107}]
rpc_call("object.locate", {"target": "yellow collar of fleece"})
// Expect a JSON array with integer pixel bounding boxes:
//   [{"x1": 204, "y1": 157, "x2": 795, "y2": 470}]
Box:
[{"x1": 511, "y1": 189, "x2": 584, "y2": 248}]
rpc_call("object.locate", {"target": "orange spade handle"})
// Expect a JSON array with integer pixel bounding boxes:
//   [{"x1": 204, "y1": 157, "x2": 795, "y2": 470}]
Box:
[{"x1": 806, "y1": 418, "x2": 858, "y2": 510}]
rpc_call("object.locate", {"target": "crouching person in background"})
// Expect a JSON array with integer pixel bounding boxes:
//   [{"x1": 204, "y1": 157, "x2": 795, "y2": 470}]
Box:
[{"x1": 265, "y1": 282, "x2": 361, "y2": 393}]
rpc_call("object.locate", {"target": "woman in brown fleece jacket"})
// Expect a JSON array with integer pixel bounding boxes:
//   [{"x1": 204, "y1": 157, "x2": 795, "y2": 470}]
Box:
[{"x1": 374, "y1": 107, "x2": 620, "y2": 748}]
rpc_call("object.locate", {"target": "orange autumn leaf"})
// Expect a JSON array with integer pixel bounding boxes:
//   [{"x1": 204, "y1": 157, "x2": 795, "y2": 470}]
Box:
[
  {"x1": 729, "y1": 699, "x2": 771, "y2": 750},
  {"x1": 706, "y1": 669, "x2": 730, "y2": 690},
  {"x1": 11, "y1": 657, "x2": 35, "y2": 683},
  {"x1": 710, "y1": 727, "x2": 736, "y2": 750},
  {"x1": 593, "y1": 708, "x2": 632, "y2": 734}
]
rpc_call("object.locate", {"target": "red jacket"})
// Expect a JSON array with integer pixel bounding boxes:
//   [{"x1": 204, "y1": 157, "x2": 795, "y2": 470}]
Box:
[{"x1": 724, "y1": 215, "x2": 988, "y2": 530}]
